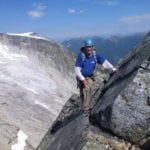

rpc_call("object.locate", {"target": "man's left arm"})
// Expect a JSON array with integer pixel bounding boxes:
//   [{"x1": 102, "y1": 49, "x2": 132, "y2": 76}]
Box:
[
  {"x1": 97, "y1": 54, "x2": 118, "y2": 72},
  {"x1": 102, "y1": 60, "x2": 118, "y2": 72}
]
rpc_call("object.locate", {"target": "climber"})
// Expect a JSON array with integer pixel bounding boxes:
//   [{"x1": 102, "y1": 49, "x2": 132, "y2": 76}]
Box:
[{"x1": 75, "y1": 38, "x2": 118, "y2": 114}]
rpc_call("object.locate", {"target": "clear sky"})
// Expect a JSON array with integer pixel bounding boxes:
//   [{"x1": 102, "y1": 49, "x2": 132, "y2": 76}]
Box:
[{"x1": 0, "y1": 0, "x2": 150, "y2": 40}]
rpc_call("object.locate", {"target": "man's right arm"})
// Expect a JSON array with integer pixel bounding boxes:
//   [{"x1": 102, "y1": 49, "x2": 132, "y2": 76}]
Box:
[
  {"x1": 75, "y1": 54, "x2": 89, "y2": 87},
  {"x1": 75, "y1": 53, "x2": 85, "y2": 81},
  {"x1": 75, "y1": 67, "x2": 89, "y2": 87},
  {"x1": 75, "y1": 66, "x2": 85, "y2": 81}
]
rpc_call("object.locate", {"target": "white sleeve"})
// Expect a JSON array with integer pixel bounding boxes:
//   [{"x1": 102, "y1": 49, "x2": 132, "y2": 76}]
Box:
[
  {"x1": 102, "y1": 60, "x2": 116, "y2": 71},
  {"x1": 75, "y1": 66, "x2": 85, "y2": 81}
]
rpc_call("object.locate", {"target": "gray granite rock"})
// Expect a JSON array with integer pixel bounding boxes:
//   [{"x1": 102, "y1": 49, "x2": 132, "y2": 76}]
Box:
[
  {"x1": 0, "y1": 33, "x2": 77, "y2": 149},
  {"x1": 91, "y1": 32, "x2": 150, "y2": 144},
  {"x1": 110, "y1": 59, "x2": 150, "y2": 142}
]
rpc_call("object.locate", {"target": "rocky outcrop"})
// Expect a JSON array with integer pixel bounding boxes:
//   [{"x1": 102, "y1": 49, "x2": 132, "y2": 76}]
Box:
[
  {"x1": 38, "y1": 32, "x2": 150, "y2": 150},
  {"x1": 0, "y1": 33, "x2": 77, "y2": 149},
  {"x1": 109, "y1": 58, "x2": 150, "y2": 142},
  {"x1": 91, "y1": 32, "x2": 150, "y2": 143}
]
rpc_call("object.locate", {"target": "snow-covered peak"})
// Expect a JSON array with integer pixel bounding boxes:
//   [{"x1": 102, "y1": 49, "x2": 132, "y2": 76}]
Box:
[{"x1": 7, "y1": 32, "x2": 48, "y2": 40}]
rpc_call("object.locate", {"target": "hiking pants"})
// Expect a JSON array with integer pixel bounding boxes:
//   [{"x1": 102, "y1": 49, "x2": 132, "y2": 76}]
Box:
[{"x1": 78, "y1": 78, "x2": 94, "y2": 112}]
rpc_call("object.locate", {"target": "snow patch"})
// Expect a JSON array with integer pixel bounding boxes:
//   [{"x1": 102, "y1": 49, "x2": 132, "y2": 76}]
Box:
[
  {"x1": 34, "y1": 100, "x2": 49, "y2": 110},
  {"x1": 0, "y1": 43, "x2": 28, "y2": 61},
  {"x1": 7, "y1": 32, "x2": 49, "y2": 40},
  {"x1": 0, "y1": 43, "x2": 9, "y2": 51},
  {"x1": 11, "y1": 130, "x2": 28, "y2": 150}
]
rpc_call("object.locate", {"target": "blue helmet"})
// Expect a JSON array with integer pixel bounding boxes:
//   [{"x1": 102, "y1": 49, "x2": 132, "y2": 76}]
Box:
[{"x1": 84, "y1": 38, "x2": 94, "y2": 47}]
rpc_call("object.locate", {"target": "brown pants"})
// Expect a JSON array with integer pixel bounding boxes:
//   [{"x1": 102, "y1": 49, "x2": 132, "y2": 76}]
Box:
[{"x1": 78, "y1": 78, "x2": 94, "y2": 112}]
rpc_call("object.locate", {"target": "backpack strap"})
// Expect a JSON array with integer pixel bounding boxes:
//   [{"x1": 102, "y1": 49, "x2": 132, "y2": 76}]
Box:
[
  {"x1": 80, "y1": 47, "x2": 86, "y2": 62},
  {"x1": 81, "y1": 52, "x2": 86, "y2": 62},
  {"x1": 93, "y1": 50, "x2": 97, "y2": 78},
  {"x1": 93, "y1": 50, "x2": 97, "y2": 63},
  {"x1": 80, "y1": 46, "x2": 97, "y2": 63}
]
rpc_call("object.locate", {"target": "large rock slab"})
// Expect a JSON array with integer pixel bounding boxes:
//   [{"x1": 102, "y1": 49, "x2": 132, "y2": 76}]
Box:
[
  {"x1": 110, "y1": 58, "x2": 150, "y2": 142},
  {"x1": 91, "y1": 32, "x2": 150, "y2": 143},
  {"x1": 0, "y1": 33, "x2": 77, "y2": 149}
]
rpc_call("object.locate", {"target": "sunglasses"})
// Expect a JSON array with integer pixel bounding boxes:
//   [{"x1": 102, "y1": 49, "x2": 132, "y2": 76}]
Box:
[{"x1": 86, "y1": 46, "x2": 93, "y2": 48}]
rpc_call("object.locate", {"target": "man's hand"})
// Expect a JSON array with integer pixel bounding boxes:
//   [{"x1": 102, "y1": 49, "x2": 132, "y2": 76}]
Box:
[
  {"x1": 110, "y1": 67, "x2": 119, "y2": 77},
  {"x1": 112, "y1": 67, "x2": 119, "y2": 73},
  {"x1": 82, "y1": 79, "x2": 89, "y2": 88}
]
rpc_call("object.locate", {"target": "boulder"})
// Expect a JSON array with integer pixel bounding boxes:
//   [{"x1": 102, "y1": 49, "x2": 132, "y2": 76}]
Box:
[{"x1": 91, "y1": 32, "x2": 150, "y2": 144}]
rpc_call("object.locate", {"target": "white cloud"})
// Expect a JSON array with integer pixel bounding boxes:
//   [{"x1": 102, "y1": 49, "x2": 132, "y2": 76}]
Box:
[
  {"x1": 28, "y1": 3, "x2": 47, "y2": 19},
  {"x1": 86, "y1": 0, "x2": 120, "y2": 6},
  {"x1": 67, "y1": 8, "x2": 84, "y2": 14},
  {"x1": 68, "y1": 8, "x2": 76, "y2": 14},
  {"x1": 120, "y1": 14, "x2": 150, "y2": 23},
  {"x1": 33, "y1": 3, "x2": 46, "y2": 10},
  {"x1": 117, "y1": 14, "x2": 150, "y2": 34},
  {"x1": 28, "y1": 10, "x2": 45, "y2": 18},
  {"x1": 104, "y1": 0, "x2": 120, "y2": 6}
]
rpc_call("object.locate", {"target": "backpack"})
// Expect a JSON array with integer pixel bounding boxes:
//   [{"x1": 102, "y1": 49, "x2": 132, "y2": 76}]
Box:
[{"x1": 80, "y1": 46, "x2": 97, "y2": 63}]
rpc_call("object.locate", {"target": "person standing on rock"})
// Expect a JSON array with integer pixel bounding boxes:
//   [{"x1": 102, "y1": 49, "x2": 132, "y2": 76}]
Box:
[{"x1": 75, "y1": 38, "x2": 118, "y2": 114}]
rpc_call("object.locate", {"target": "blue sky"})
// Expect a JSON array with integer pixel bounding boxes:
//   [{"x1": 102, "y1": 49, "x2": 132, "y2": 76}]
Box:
[{"x1": 0, "y1": 0, "x2": 150, "y2": 40}]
